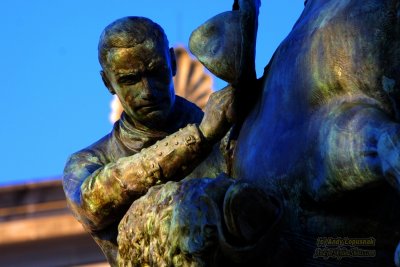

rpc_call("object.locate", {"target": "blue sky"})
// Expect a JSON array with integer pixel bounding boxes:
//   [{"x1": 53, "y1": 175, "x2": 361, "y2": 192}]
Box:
[{"x1": 0, "y1": 1, "x2": 303, "y2": 185}]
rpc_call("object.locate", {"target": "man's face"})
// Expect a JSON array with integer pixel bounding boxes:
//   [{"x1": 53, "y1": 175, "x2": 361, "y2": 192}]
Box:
[{"x1": 104, "y1": 41, "x2": 175, "y2": 128}]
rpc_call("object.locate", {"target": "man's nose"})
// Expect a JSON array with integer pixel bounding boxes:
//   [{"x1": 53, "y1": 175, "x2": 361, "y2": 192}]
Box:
[{"x1": 140, "y1": 77, "x2": 157, "y2": 100}]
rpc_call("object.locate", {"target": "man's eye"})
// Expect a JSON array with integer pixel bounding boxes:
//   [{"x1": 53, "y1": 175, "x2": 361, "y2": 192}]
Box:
[{"x1": 119, "y1": 75, "x2": 140, "y2": 85}]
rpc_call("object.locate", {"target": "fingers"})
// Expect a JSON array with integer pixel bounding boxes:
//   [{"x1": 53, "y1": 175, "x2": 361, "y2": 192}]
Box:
[
  {"x1": 199, "y1": 85, "x2": 237, "y2": 142},
  {"x1": 205, "y1": 85, "x2": 235, "y2": 119}
]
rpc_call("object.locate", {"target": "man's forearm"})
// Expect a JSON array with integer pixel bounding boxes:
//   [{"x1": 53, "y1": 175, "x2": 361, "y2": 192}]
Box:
[{"x1": 79, "y1": 124, "x2": 213, "y2": 230}]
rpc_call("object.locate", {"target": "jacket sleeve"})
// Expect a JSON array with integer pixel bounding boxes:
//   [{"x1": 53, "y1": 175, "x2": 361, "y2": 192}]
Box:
[{"x1": 63, "y1": 124, "x2": 213, "y2": 232}]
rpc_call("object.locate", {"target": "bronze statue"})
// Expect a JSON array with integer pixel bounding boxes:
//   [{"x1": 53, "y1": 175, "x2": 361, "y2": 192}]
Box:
[
  {"x1": 65, "y1": 0, "x2": 400, "y2": 265},
  {"x1": 62, "y1": 17, "x2": 238, "y2": 266},
  {"x1": 226, "y1": 0, "x2": 400, "y2": 266},
  {"x1": 118, "y1": 0, "x2": 400, "y2": 265}
]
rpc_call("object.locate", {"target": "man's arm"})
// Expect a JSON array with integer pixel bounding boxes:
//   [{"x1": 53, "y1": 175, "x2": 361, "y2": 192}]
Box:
[
  {"x1": 63, "y1": 124, "x2": 212, "y2": 232},
  {"x1": 63, "y1": 85, "x2": 236, "y2": 232}
]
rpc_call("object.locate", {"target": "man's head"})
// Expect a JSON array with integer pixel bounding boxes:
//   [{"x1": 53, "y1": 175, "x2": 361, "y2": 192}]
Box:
[{"x1": 99, "y1": 16, "x2": 176, "y2": 128}]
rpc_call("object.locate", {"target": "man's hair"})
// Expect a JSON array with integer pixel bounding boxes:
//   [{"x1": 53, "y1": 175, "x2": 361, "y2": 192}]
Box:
[{"x1": 98, "y1": 16, "x2": 169, "y2": 68}]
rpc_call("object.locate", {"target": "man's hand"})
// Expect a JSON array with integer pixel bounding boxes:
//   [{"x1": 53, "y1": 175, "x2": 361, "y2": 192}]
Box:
[{"x1": 199, "y1": 85, "x2": 237, "y2": 143}]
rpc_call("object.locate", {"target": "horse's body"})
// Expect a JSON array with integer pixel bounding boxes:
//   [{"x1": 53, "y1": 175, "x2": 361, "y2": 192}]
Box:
[
  {"x1": 118, "y1": 1, "x2": 400, "y2": 265},
  {"x1": 233, "y1": 0, "x2": 400, "y2": 265}
]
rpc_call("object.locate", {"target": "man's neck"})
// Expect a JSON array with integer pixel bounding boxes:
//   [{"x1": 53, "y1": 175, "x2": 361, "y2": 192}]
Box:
[{"x1": 121, "y1": 113, "x2": 167, "y2": 134}]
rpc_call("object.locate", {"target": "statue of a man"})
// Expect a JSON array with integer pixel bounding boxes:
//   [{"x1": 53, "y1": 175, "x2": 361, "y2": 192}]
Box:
[{"x1": 63, "y1": 16, "x2": 234, "y2": 266}]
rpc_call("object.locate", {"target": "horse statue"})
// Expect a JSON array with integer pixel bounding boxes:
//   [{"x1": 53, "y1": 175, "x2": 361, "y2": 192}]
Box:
[{"x1": 117, "y1": 0, "x2": 400, "y2": 266}]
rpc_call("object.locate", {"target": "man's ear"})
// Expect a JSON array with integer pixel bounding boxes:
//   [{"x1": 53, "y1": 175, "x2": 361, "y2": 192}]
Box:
[
  {"x1": 169, "y1": 48, "x2": 177, "y2": 76},
  {"x1": 100, "y1": 70, "x2": 115, "y2": 95}
]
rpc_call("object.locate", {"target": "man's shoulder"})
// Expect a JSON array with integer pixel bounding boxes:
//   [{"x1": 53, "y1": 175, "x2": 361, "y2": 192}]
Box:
[
  {"x1": 175, "y1": 95, "x2": 201, "y2": 110},
  {"x1": 173, "y1": 96, "x2": 204, "y2": 124},
  {"x1": 65, "y1": 132, "x2": 113, "y2": 168}
]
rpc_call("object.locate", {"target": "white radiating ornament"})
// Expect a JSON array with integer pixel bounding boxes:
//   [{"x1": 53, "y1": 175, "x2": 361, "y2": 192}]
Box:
[{"x1": 109, "y1": 47, "x2": 214, "y2": 123}]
